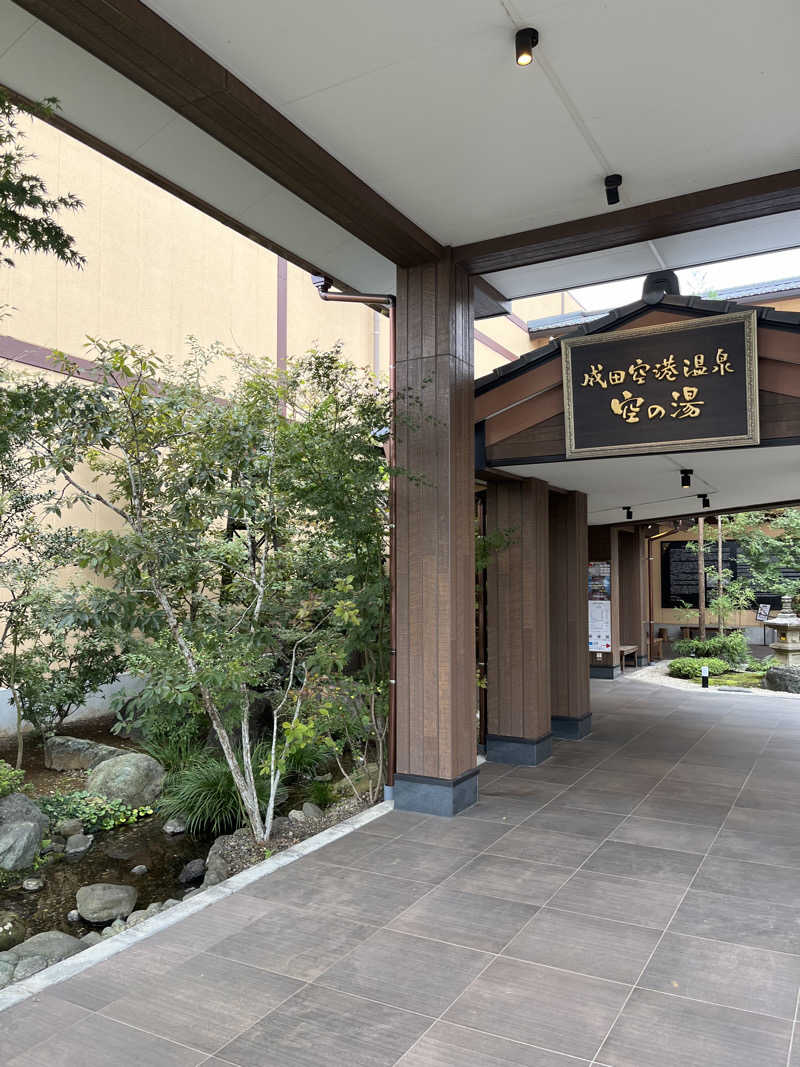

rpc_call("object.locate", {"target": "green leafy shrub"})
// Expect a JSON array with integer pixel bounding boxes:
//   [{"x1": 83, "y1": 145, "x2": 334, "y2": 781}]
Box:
[
  {"x1": 672, "y1": 632, "x2": 747, "y2": 666},
  {"x1": 159, "y1": 745, "x2": 288, "y2": 836},
  {"x1": 38, "y1": 790, "x2": 152, "y2": 833},
  {"x1": 668, "y1": 657, "x2": 729, "y2": 679},
  {"x1": 282, "y1": 738, "x2": 331, "y2": 781},
  {"x1": 0, "y1": 759, "x2": 25, "y2": 798},
  {"x1": 306, "y1": 779, "x2": 337, "y2": 810}
]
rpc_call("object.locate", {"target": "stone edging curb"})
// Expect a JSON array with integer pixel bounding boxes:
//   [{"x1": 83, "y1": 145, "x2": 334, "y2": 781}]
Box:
[{"x1": 0, "y1": 798, "x2": 394, "y2": 1013}]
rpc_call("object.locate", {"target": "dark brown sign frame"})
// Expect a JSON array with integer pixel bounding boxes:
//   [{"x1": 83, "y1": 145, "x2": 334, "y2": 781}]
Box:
[{"x1": 561, "y1": 310, "x2": 759, "y2": 459}]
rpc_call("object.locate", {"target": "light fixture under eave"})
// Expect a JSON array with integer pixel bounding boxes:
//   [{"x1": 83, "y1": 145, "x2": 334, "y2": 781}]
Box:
[
  {"x1": 699, "y1": 494, "x2": 710, "y2": 509},
  {"x1": 681, "y1": 469, "x2": 693, "y2": 489},
  {"x1": 624, "y1": 507, "x2": 633, "y2": 521},
  {"x1": 515, "y1": 27, "x2": 539, "y2": 66}
]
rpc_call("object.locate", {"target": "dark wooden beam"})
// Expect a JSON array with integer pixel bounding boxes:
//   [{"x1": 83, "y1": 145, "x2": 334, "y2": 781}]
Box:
[
  {"x1": 473, "y1": 275, "x2": 511, "y2": 320},
  {"x1": 456, "y1": 169, "x2": 800, "y2": 276},
  {"x1": 13, "y1": 0, "x2": 442, "y2": 268}
]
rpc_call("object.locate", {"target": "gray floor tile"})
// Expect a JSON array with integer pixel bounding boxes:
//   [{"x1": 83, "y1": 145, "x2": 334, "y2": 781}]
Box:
[
  {"x1": 444, "y1": 853, "x2": 575, "y2": 905},
  {"x1": 546, "y1": 787, "x2": 644, "y2": 816},
  {"x1": 547, "y1": 870, "x2": 684, "y2": 929},
  {"x1": 524, "y1": 808, "x2": 625, "y2": 841},
  {"x1": 711, "y1": 828, "x2": 800, "y2": 869},
  {"x1": 350, "y1": 838, "x2": 475, "y2": 883},
  {"x1": 609, "y1": 816, "x2": 718, "y2": 855},
  {"x1": 8, "y1": 1012, "x2": 207, "y2": 1067},
  {"x1": 725, "y1": 806, "x2": 800, "y2": 837},
  {"x1": 632, "y1": 795, "x2": 730, "y2": 829},
  {"x1": 667, "y1": 762, "x2": 752, "y2": 788},
  {"x1": 578, "y1": 768, "x2": 665, "y2": 794},
  {"x1": 397, "y1": 1020, "x2": 590, "y2": 1065},
  {"x1": 1, "y1": 994, "x2": 90, "y2": 1062},
  {"x1": 49, "y1": 943, "x2": 193, "y2": 1011},
  {"x1": 639, "y1": 931, "x2": 800, "y2": 1019},
  {"x1": 583, "y1": 840, "x2": 702, "y2": 888},
  {"x1": 596, "y1": 986, "x2": 791, "y2": 1067},
  {"x1": 669, "y1": 888, "x2": 800, "y2": 955},
  {"x1": 600, "y1": 756, "x2": 678, "y2": 778},
  {"x1": 359, "y1": 810, "x2": 430, "y2": 838},
  {"x1": 694, "y1": 853, "x2": 800, "y2": 907},
  {"x1": 389, "y1": 886, "x2": 537, "y2": 952},
  {"x1": 153, "y1": 894, "x2": 274, "y2": 952},
  {"x1": 242, "y1": 859, "x2": 432, "y2": 923},
  {"x1": 504, "y1": 907, "x2": 660, "y2": 983},
  {"x1": 444, "y1": 956, "x2": 630, "y2": 1061},
  {"x1": 311, "y1": 829, "x2": 386, "y2": 866},
  {"x1": 401, "y1": 814, "x2": 510, "y2": 852},
  {"x1": 207, "y1": 903, "x2": 376, "y2": 980},
  {"x1": 481, "y1": 777, "x2": 568, "y2": 800},
  {"x1": 458, "y1": 793, "x2": 550, "y2": 825},
  {"x1": 216, "y1": 984, "x2": 431, "y2": 1067},
  {"x1": 487, "y1": 824, "x2": 600, "y2": 868},
  {"x1": 509, "y1": 764, "x2": 588, "y2": 786},
  {"x1": 736, "y1": 786, "x2": 800, "y2": 813},
  {"x1": 316, "y1": 928, "x2": 490, "y2": 1015},
  {"x1": 101, "y1": 952, "x2": 301, "y2": 1052},
  {"x1": 648, "y1": 778, "x2": 739, "y2": 807}
]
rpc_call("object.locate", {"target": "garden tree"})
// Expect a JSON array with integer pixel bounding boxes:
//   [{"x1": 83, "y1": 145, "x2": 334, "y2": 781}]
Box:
[
  {"x1": 24, "y1": 340, "x2": 395, "y2": 842},
  {"x1": 0, "y1": 93, "x2": 85, "y2": 270},
  {"x1": 723, "y1": 509, "x2": 800, "y2": 602}
]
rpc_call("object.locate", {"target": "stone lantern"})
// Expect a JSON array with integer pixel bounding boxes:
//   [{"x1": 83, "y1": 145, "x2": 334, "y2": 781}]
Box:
[{"x1": 765, "y1": 594, "x2": 800, "y2": 692}]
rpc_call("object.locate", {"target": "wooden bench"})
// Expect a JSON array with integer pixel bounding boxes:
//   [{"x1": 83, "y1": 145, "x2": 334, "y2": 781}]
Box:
[{"x1": 620, "y1": 645, "x2": 639, "y2": 673}]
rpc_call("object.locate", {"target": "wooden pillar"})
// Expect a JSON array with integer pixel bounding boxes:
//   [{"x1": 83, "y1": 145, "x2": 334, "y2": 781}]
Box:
[
  {"x1": 549, "y1": 491, "x2": 591, "y2": 739},
  {"x1": 394, "y1": 251, "x2": 477, "y2": 814},
  {"x1": 485, "y1": 478, "x2": 551, "y2": 765}
]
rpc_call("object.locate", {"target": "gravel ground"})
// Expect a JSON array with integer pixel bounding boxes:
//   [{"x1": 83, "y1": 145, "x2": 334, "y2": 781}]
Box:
[{"x1": 631, "y1": 658, "x2": 800, "y2": 700}]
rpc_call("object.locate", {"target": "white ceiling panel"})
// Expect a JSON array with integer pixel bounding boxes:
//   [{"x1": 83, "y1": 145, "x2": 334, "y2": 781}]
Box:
[{"x1": 497, "y1": 445, "x2": 800, "y2": 524}]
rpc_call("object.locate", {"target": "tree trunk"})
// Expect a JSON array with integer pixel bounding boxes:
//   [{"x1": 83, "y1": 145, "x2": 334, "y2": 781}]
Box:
[
  {"x1": 717, "y1": 516, "x2": 725, "y2": 636},
  {"x1": 698, "y1": 516, "x2": 707, "y2": 640}
]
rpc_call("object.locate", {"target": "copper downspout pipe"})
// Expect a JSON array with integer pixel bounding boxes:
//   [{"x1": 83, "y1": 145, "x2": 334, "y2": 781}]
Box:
[{"x1": 312, "y1": 278, "x2": 397, "y2": 791}]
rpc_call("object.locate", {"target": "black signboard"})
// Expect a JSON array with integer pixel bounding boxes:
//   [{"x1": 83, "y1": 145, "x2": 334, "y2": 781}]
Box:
[
  {"x1": 661, "y1": 540, "x2": 738, "y2": 609},
  {"x1": 562, "y1": 311, "x2": 759, "y2": 459}
]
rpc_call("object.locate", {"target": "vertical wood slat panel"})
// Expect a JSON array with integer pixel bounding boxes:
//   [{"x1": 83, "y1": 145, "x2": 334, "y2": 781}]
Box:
[
  {"x1": 551, "y1": 492, "x2": 590, "y2": 721},
  {"x1": 395, "y1": 252, "x2": 475, "y2": 782}
]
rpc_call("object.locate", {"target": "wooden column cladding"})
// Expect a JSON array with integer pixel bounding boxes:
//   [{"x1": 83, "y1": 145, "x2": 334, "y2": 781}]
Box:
[
  {"x1": 485, "y1": 478, "x2": 552, "y2": 764},
  {"x1": 549, "y1": 491, "x2": 591, "y2": 736},
  {"x1": 393, "y1": 252, "x2": 477, "y2": 810}
]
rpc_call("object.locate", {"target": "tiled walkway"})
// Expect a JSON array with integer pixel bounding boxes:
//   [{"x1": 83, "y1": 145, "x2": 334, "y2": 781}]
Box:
[{"x1": 6, "y1": 678, "x2": 800, "y2": 1065}]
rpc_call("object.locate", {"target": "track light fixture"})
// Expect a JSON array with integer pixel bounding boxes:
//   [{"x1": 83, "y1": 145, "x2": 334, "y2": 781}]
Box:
[
  {"x1": 604, "y1": 174, "x2": 622, "y2": 206},
  {"x1": 680, "y1": 469, "x2": 693, "y2": 489},
  {"x1": 624, "y1": 506, "x2": 633, "y2": 521},
  {"x1": 515, "y1": 27, "x2": 539, "y2": 66},
  {"x1": 698, "y1": 494, "x2": 710, "y2": 509}
]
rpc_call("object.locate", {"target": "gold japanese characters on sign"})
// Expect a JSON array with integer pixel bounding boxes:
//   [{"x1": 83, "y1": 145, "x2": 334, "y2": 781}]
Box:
[{"x1": 561, "y1": 311, "x2": 759, "y2": 459}]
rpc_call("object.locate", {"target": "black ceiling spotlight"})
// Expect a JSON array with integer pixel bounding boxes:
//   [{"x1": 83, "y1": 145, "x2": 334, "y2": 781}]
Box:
[
  {"x1": 680, "y1": 469, "x2": 693, "y2": 489},
  {"x1": 624, "y1": 506, "x2": 633, "y2": 521},
  {"x1": 515, "y1": 27, "x2": 539, "y2": 66},
  {"x1": 698, "y1": 494, "x2": 710, "y2": 509},
  {"x1": 604, "y1": 174, "x2": 622, "y2": 206}
]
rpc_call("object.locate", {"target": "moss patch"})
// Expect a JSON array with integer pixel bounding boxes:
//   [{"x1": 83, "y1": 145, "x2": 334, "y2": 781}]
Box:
[{"x1": 689, "y1": 671, "x2": 766, "y2": 688}]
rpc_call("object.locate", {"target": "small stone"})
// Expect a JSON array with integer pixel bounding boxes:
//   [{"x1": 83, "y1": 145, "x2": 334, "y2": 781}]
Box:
[
  {"x1": 162, "y1": 899, "x2": 180, "y2": 909},
  {"x1": 54, "y1": 817, "x2": 84, "y2": 839},
  {"x1": 76, "y1": 883, "x2": 137, "y2": 923},
  {"x1": 313, "y1": 772, "x2": 333, "y2": 782},
  {"x1": 302, "y1": 802, "x2": 324, "y2": 820},
  {"x1": 50, "y1": 843, "x2": 65, "y2": 854},
  {"x1": 0, "y1": 821, "x2": 42, "y2": 871},
  {"x1": 130, "y1": 864, "x2": 148, "y2": 876},
  {"x1": 65, "y1": 833, "x2": 94, "y2": 858},
  {"x1": 144, "y1": 902, "x2": 162, "y2": 916},
  {"x1": 101, "y1": 927, "x2": 115, "y2": 938},
  {"x1": 125, "y1": 910, "x2": 149, "y2": 928},
  {"x1": 288, "y1": 809, "x2": 306, "y2": 823},
  {"x1": 271, "y1": 816, "x2": 289, "y2": 834},
  {"x1": 178, "y1": 858, "x2": 205, "y2": 883},
  {"x1": 13, "y1": 955, "x2": 47, "y2": 981},
  {"x1": 0, "y1": 911, "x2": 25, "y2": 951},
  {"x1": 22, "y1": 878, "x2": 44, "y2": 892},
  {"x1": 183, "y1": 888, "x2": 201, "y2": 899},
  {"x1": 163, "y1": 816, "x2": 187, "y2": 835},
  {"x1": 67, "y1": 909, "x2": 80, "y2": 923},
  {"x1": 80, "y1": 931, "x2": 102, "y2": 947},
  {"x1": 109, "y1": 918, "x2": 127, "y2": 934}
]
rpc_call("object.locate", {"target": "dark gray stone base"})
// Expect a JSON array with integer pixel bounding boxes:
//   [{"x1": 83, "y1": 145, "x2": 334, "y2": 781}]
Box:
[
  {"x1": 394, "y1": 767, "x2": 479, "y2": 816},
  {"x1": 637, "y1": 655, "x2": 649, "y2": 666},
  {"x1": 764, "y1": 666, "x2": 800, "y2": 693},
  {"x1": 551, "y1": 714, "x2": 592, "y2": 740},
  {"x1": 590, "y1": 665, "x2": 621, "y2": 679},
  {"x1": 486, "y1": 733, "x2": 552, "y2": 766}
]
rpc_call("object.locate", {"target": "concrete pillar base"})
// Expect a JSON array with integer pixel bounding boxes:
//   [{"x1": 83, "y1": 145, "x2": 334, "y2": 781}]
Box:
[
  {"x1": 590, "y1": 665, "x2": 621, "y2": 679},
  {"x1": 394, "y1": 767, "x2": 479, "y2": 816},
  {"x1": 486, "y1": 733, "x2": 553, "y2": 766},
  {"x1": 551, "y1": 714, "x2": 593, "y2": 740}
]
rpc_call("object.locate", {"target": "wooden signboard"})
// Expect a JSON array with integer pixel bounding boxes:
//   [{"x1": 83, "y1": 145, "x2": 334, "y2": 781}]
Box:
[{"x1": 562, "y1": 311, "x2": 759, "y2": 459}]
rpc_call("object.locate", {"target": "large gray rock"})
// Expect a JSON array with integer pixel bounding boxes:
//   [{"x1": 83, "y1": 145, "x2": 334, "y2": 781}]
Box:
[
  {"x1": 65, "y1": 833, "x2": 94, "y2": 858},
  {"x1": 0, "y1": 793, "x2": 49, "y2": 836},
  {"x1": 86, "y1": 753, "x2": 165, "y2": 807},
  {"x1": 13, "y1": 956, "x2": 47, "y2": 981},
  {"x1": 76, "y1": 883, "x2": 138, "y2": 923},
  {"x1": 0, "y1": 910, "x2": 25, "y2": 951},
  {"x1": 0, "y1": 822, "x2": 41, "y2": 871},
  {"x1": 44, "y1": 736, "x2": 122, "y2": 772},
  {"x1": 0, "y1": 959, "x2": 14, "y2": 989},
  {"x1": 765, "y1": 666, "x2": 800, "y2": 693},
  {"x1": 202, "y1": 833, "x2": 232, "y2": 888},
  {"x1": 15, "y1": 930, "x2": 83, "y2": 964},
  {"x1": 178, "y1": 858, "x2": 205, "y2": 884}
]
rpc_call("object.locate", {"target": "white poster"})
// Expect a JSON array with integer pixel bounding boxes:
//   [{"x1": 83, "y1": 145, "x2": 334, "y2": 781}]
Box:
[{"x1": 589, "y1": 599, "x2": 612, "y2": 652}]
